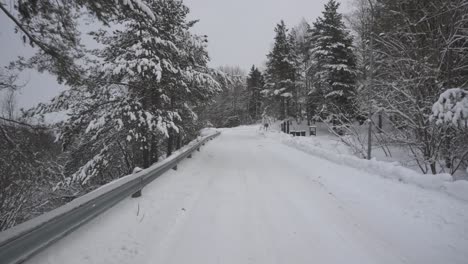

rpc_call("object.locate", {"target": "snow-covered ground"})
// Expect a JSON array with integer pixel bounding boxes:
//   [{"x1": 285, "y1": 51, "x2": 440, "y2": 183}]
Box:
[
  {"x1": 271, "y1": 119, "x2": 468, "y2": 180},
  {"x1": 26, "y1": 126, "x2": 468, "y2": 264},
  {"x1": 265, "y1": 128, "x2": 468, "y2": 202}
]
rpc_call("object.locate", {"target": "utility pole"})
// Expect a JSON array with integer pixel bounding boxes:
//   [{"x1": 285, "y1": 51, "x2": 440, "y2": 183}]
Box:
[{"x1": 367, "y1": 0, "x2": 375, "y2": 160}]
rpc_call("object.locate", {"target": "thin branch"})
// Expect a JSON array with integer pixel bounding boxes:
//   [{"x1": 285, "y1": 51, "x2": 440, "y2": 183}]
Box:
[
  {"x1": 0, "y1": 116, "x2": 48, "y2": 130},
  {"x1": 0, "y1": 3, "x2": 58, "y2": 58}
]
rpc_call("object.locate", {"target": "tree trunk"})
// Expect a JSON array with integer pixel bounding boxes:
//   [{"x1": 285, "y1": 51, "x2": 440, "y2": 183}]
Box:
[
  {"x1": 176, "y1": 133, "x2": 182, "y2": 150},
  {"x1": 430, "y1": 162, "x2": 437, "y2": 175},
  {"x1": 279, "y1": 98, "x2": 285, "y2": 120},
  {"x1": 167, "y1": 130, "x2": 173, "y2": 157},
  {"x1": 378, "y1": 113, "x2": 383, "y2": 132}
]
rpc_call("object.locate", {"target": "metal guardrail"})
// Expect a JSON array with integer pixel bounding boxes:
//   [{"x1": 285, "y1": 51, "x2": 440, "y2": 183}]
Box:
[{"x1": 0, "y1": 131, "x2": 221, "y2": 264}]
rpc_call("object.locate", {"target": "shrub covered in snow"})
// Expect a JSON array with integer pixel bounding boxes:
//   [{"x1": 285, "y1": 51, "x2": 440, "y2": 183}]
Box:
[{"x1": 431, "y1": 88, "x2": 468, "y2": 127}]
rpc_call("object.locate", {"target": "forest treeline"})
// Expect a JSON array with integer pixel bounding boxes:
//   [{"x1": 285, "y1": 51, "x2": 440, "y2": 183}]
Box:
[
  {"x1": 212, "y1": 0, "x2": 468, "y2": 177},
  {"x1": 1, "y1": 0, "x2": 468, "y2": 231}
]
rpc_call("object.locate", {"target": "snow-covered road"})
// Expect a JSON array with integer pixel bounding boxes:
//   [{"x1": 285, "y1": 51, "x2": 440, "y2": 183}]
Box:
[{"x1": 27, "y1": 127, "x2": 468, "y2": 264}]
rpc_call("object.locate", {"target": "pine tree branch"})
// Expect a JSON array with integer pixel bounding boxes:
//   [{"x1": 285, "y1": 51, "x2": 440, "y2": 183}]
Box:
[{"x1": 0, "y1": 2, "x2": 58, "y2": 58}]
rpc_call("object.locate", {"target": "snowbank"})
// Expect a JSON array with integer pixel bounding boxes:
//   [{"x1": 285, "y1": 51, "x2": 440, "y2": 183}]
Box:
[{"x1": 268, "y1": 131, "x2": 468, "y2": 202}]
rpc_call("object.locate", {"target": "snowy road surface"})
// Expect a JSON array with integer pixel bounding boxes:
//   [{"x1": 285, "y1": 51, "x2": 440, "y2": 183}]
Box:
[{"x1": 27, "y1": 127, "x2": 468, "y2": 264}]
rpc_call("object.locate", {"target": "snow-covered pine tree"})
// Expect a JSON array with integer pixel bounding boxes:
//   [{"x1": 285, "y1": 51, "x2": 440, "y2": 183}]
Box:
[
  {"x1": 247, "y1": 65, "x2": 264, "y2": 121},
  {"x1": 309, "y1": 0, "x2": 357, "y2": 123},
  {"x1": 264, "y1": 20, "x2": 297, "y2": 119},
  {"x1": 287, "y1": 29, "x2": 304, "y2": 119},
  {"x1": 1, "y1": 0, "x2": 157, "y2": 86},
  {"x1": 27, "y1": 0, "x2": 220, "y2": 188},
  {"x1": 290, "y1": 20, "x2": 312, "y2": 121},
  {"x1": 432, "y1": 89, "x2": 468, "y2": 127}
]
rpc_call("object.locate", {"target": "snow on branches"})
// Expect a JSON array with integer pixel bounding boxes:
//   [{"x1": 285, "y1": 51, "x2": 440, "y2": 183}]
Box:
[
  {"x1": 118, "y1": 0, "x2": 156, "y2": 20},
  {"x1": 431, "y1": 88, "x2": 468, "y2": 127},
  {"x1": 24, "y1": 0, "x2": 221, "y2": 188}
]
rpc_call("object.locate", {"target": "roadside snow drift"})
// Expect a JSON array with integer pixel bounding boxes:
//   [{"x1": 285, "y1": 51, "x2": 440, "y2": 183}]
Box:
[{"x1": 267, "y1": 130, "x2": 468, "y2": 202}]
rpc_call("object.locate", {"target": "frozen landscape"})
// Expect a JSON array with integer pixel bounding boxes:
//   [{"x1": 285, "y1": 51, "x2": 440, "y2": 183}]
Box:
[
  {"x1": 23, "y1": 127, "x2": 468, "y2": 264},
  {"x1": 1, "y1": 0, "x2": 467, "y2": 263}
]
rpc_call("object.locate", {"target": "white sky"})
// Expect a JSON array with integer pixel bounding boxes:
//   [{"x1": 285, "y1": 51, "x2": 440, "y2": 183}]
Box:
[
  {"x1": 184, "y1": 0, "x2": 350, "y2": 70},
  {"x1": 0, "y1": 0, "x2": 351, "y2": 109}
]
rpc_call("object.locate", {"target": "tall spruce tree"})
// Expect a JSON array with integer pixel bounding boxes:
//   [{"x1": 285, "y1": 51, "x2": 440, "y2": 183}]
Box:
[
  {"x1": 287, "y1": 29, "x2": 305, "y2": 119},
  {"x1": 288, "y1": 20, "x2": 312, "y2": 121},
  {"x1": 247, "y1": 65, "x2": 264, "y2": 121},
  {"x1": 27, "y1": 0, "x2": 221, "y2": 187},
  {"x1": 264, "y1": 20, "x2": 296, "y2": 119},
  {"x1": 309, "y1": 0, "x2": 357, "y2": 122}
]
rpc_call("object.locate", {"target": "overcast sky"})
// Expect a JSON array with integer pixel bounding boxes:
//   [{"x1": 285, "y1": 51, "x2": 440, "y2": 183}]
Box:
[{"x1": 0, "y1": 0, "x2": 351, "y2": 109}]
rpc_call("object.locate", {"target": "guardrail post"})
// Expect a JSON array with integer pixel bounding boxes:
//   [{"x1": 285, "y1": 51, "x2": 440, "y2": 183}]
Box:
[
  {"x1": 132, "y1": 178, "x2": 143, "y2": 198},
  {"x1": 132, "y1": 189, "x2": 142, "y2": 198},
  {"x1": 131, "y1": 169, "x2": 143, "y2": 198}
]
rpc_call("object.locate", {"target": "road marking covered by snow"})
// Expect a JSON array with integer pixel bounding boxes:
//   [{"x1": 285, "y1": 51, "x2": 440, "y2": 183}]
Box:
[{"x1": 27, "y1": 126, "x2": 468, "y2": 264}]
